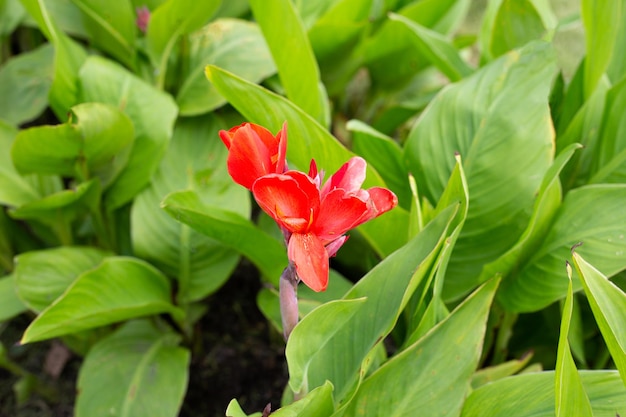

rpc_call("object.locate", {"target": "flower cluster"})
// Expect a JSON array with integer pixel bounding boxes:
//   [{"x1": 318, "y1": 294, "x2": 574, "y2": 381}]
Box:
[{"x1": 220, "y1": 122, "x2": 397, "y2": 292}]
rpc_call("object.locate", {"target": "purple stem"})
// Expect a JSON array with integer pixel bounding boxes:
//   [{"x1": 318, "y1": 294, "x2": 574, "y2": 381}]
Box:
[{"x1": 279, "y1": 265, "x2": 299, "y2": 340}]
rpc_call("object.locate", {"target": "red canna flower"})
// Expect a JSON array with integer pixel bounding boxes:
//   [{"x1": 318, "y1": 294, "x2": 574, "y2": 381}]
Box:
[
  {"x1": 252, "y1": 157, "x2": 397, "y2": 292},
  {"x1": 219, "y1": 122, "x2": 287, "y2": 190}
]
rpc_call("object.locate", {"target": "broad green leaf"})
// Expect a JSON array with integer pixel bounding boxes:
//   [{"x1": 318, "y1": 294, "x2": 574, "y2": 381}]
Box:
[
  {"x1": 404, "y1": 41, "x2": 556, "y2": 302},
  {"x1": 71, "y1": 0, "x2": 136, "y2": 68},
  {"x1": 133, "y1": 116, "x2": 248, "y2": 303},
  {"x1": 0, "y1": 43, "x2": 54, "y2": 126},
  {"x1": 294, "y1": 0, "x2": 337, "y2": 28},
  {"x1": 0, "y1": 275, "x2": 27, "y2": 321},
  {"x1": 0, "y1": 0, "x2": 25, "y2": 36},
  {"x1": 14, "y1": 246, "x2": 109, "y2": 313},
  {"x1": 20, "y1": 0, "x2": 87, "y2": 119},
  {"x1": 12, "y1": 123, "x2": 82, "y2": 177},
  {"x1": 348, "y1": 120, "x2": 410, "y2": 208},
  {"x1": 161, "y1": 190, "x2": 287, "y2": 284},
  {"x1": 589, "y1": 76, "x2": 626, "y2": 184},
  {"x1": 291, "y1": 203, "x2": 456, "y2": 402},
  {"x1": 389, "y1": 13, "x2": 473, "y2": 82},
  {"x1": 461, "y1": 371, "x2": 626, "y2": 417},
  {"x1": 481, "y1": 0, "x2": 546, "y2": 60},
  {"x1": 582, "y1": 0, "x2": 622, "y2": 98},
  {"x1": 287, "y1": 298, "x2": 366, "y2": 394},
  {"x1": 249, "y1": 0, "x2": 329, "y2": 125},
  {"x1": 480, "y1": 143, "x2": 581, "y2": 283},
  {"x1": 500, "y1": 184, "x2": 626, "y2": 312},
  {"x1": 573, "y1": 251, "x2": 626, "y2": 386},
  {"x1": 0, "y1": 121, "x2": 39, "y2": 207},
  {"x1": 338, "y1": 279, "x2": 498, "y2": 417},
  {"x1": 12, "y1": 103, "x2": 134, "y2": 187},
  {"x1": 555, "y1": 264, "x2": 593, "y2": 417},
  {"x1": 9, "y1": 179, "x2": 101, "y2": 245},
  {"x1": 76, "y1": 320, "x2": 190, "y2": 417},
  {"x1": 147, "y1": 0, "x2": 220, "y2": 88},
  {"x1": 205, "y1": 65, "x2": 409, "y2": 256},
  {"x1": 272, "y1": 382, "x2": 334, "y2": 417},
  {"x1": 21, "y1": 257, "x2": 183, "y2": 343},
  {"x1": 176, "y1": 18, "x2": 275, "y2": 116},
  {"x1": 307, "y1": 0, "x2": 371, "y2": 94},
  {"x1": 362, "y1": 0, "x2": 471, "y2": 88},
  {"x1": 79, "y1": 56, "x2": 178, "y2": 210}
]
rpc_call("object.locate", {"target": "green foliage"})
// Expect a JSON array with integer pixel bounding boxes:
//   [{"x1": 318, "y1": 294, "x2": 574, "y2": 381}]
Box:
[{"x1": 2, "y1": 0, "x2": 626, "y2": 416}]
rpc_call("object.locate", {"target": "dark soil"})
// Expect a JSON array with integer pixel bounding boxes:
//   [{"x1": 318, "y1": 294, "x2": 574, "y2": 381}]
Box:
[{"x1": 0, "y1": 260, "x2": 289, "y2": 417}]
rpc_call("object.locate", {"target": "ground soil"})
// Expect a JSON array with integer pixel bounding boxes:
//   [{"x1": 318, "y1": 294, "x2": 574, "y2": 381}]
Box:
[{"x1": 0, "y1": 260, "x2": 289, "y2": 417}]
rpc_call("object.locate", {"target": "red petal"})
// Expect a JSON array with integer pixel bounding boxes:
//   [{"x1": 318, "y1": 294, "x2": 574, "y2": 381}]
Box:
[
  {"x1": 355, "y1": 187, "x2": 398, "y2": 226},
  {"x1": 252, "y1": 171, "x2": 320, "y2": 233},
  {"x1": 321, "y1": 156, "x2": 366, "y2": 197},
  {"x1": 275, "y1": 122, "x2": 287, "y2": 174},
  {"x1": 227, "y1": 124, "x2": 274, "y2": 189},
  {"x1": 288, "y1": 233, "x2": 329, "y2": 292},
  {"x1": 313, "y1": 188, "x2": 369, "y2": 239}
]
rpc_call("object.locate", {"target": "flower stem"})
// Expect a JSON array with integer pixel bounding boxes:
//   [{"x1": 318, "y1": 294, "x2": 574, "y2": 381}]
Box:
[{"x1": 279, "y1": 265, "x2": 299, "y2": 341}]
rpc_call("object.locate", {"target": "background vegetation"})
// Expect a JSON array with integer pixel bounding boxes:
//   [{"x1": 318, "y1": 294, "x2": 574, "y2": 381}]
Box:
[{"x1": 0, "y1": 0, "x2": 625, "y2": 416}]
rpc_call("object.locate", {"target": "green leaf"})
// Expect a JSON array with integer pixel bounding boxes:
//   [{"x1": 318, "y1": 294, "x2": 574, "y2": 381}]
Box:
[
  {"x1": 305, "y1": 0, "x2": 370, "y2": 95},
  {"x1": 461, "y1": 370, "x2": 626, "y2": 417},
  {"x1": 0, "y1": 43, "x2": 54, "y2": 126},
  {"x1": 21, "y1": 257, "x2": 183, "y2": 343},
  {"x1": 133, "y1": 116, "x2": 248, "y2": 303},
  {"x1": 480, "y1": 143, "x2": 581, "y2": 283},
  {"x1": 290, "y1": 203, "x2": 457, "y2": 402},
  {"x1": 225, "y1": 400, "x2": 262, "y2": 417},
  {"x1": 471, "y1": 353, "x2": 533, "y2": 389},
  {"x1": 500, "y1": 184, "x2": 626, "y2": 312},
  {"x1": 573, "y1": 251, "x2": 626, "y2": 386},
  {"x1": 404, "y1": 41, "x2": 556, "y2": 302},
  {"x1": 287, "y1": 298, "x2": 366, "y2": 394},
  {"x1": 147, "y1": 0, "x2": 221, "y2": 88},
  {"x1": 0, "y1": 0, "x2": 25, "y2": 36},
  {"x1": 161, "y1": 190, "x2": 287, "y2": 284},
  {"x1": 79, "y1": 56, "x2": 178, "y2": 210},
  {"x1": 589, "y1": 76, "x2": 626, "y2": 184},
  {"x1": 12, "y1": 103, "x2": 134, "y2": 187},
  {"x1": 12, "y1": 123, "x2": 82, "y2": 177},
  {"x1": 362, "y1": 0, "x2": 471, "y2": 88},
  {"x1": 403, "y1": 154, "x2": 469, "y2": 345},
  {"x1": 582, "y1": 0, "x2": 623, "y2": 98},
  {"x1": 555, "y1": 263, "x2": 593, "y2": 417},
  {"x1": 480, "y1": 0, "x2": 547, "y2": 61},
  {"x1": 205, "y1": 65, "x2": 409, "y2": 256},
  {"x1": 348, "y1": 120, "x2": 410, "y2": 209},
  {"x1": 71, "y1": 0, "x2": 136, "y2": 68},
  {"x1": 0, "y1": 121, "x2": 39, "y2": 207},
  {"x1": 14, "y1": 246, "x2": 110, "y2": 313},
  {"x1": 76, "y1": 320, "x2": 190, "y2": 417},
  {"x1": 9, "y1": 179, "x2": 101, "y2": 245},
  {"x1": 248, "y1": 0, "x2": 329, "y2": 125},
  {"x1": 339, "y1": 279, "x2": 498, "y2": 417},
  {"x1": 21, "y1": 0, "x2": 87, "y2": 119},
  {"x1": 0, "y1": 274, "x2": 27, "y2": 321},
  {"x1": 389, "y1": 13, "x2": 473, "y2": 82},
  {"x1": 272, "y1": 381, "x2": 334, "y2": 417},
  {"x1": 176, "y1": 18, "x2": 275, "y2": 116}
]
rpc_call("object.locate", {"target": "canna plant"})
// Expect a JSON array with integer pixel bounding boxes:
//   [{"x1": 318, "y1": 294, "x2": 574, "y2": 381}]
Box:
[{"x1": 0, "y1": 0, "x2": 625, "y2": 416}]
